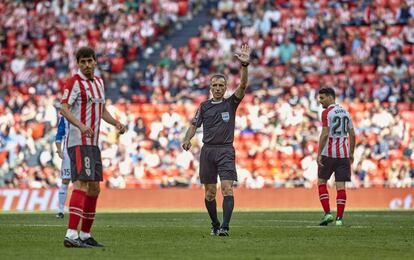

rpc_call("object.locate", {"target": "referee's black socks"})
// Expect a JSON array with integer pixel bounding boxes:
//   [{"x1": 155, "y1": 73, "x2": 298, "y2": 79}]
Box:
[
  {"x1": 222, "y1": 195, "x2": 234, "y2": 229},
  {"x1": 205, "y1": 199, "x2": 220, "y2": 227}
]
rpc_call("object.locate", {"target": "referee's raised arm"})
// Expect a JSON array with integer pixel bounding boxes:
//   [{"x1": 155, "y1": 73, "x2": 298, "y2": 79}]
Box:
[{"x1": 234, "y1": 44, "x2": 251, "y2": 100}]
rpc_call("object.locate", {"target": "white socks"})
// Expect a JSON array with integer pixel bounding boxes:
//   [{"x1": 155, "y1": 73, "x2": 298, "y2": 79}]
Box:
[
  {"x1": 79, "y1": 231, "x2": 91, "y2": 241},
  {"x1": 58, "y1": 184, "x2": 68, "y2": 213},
  {"x1": 65, "y1": 229, "x2": 78, "y2": 239},
  {"x1": 65, "y1": 230, "x2": 91, "y2": 241}
]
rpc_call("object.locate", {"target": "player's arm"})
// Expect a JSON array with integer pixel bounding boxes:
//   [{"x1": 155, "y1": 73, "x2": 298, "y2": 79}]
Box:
[
  {"x1": 348, "y1": 126, "x2": 356, "y2": 164},
  {"x1": 60, "y1": 103, "x2": 93, "y2": 137},
  {"x1": 182, "y1": 107, "x2": 202, "y2": 151},
  {"x1": 102, "y1": 104, "x2": 126, "y2": 134},
  {"x1": 55, "y1": 117, "x2": 66, "y2": 159},
  {"x1": 234, "y1": 44, "x2": 251, "y2": 99},
  {"x1": 317, "y1": 126, "x2": 329, "y2": 166},
  {"x1": 182, "y1": 125, "x2": 197, "y2": 151}
]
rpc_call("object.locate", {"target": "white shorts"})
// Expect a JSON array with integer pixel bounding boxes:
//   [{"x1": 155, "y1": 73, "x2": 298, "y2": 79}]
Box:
[{"x1": 60, "y1": 149, "x2": 71, "y2": 180}]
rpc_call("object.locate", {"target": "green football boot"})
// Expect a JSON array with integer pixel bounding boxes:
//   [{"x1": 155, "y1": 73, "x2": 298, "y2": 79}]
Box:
[
  {"x1": 335, "y1": 217, "x2": 344, "y2": 226},
  {"x1": 319, "y1": 213, "x2": 334, "y2": 226}
]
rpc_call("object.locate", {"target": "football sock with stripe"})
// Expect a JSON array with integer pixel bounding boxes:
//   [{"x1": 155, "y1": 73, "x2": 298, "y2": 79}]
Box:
[
  {"x1": 318, "y1": 184, "x2": 330, "y2": 214},
  {"x1": 68, "y1": 189, "x2": 86, "y2": 230},
  {"x1": 81, "y1": 195, "x2": 98, "y2": 234},
  {"x1": 336, "y1": 189, "x2": 347, "y2": 219}
]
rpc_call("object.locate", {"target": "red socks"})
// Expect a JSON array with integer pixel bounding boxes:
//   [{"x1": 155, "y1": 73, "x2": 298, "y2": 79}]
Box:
[
  {"x1": 336, "y1": 189, "x2": 347, "y2": 219},
  {"x1": 68, "y1": 189, "x2": 86, "y2": 229},
  {"x1": 81, "y1": 195, "x2": 98, "y2": 233},
  {"x1": 318, "y1": 184, "x2": 330, "y2": 214}
]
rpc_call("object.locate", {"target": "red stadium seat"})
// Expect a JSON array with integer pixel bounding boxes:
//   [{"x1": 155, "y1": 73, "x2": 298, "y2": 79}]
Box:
[
  {"x1": 88, "y1": 29, "x2": 100, "y2": 40},
  {"x1": 344, "y1": 26, "x2": 359, "y2": 36},
  {"x1": 111, "y1": 57, "x2": 125, "y2": 73},
  {"x1": 402, "y1": 44, "x2": 412, "y2": 54},
  {"x1": 397, "y1": 103, "x2": 412, "y2": 111},
  {"x1": 305, "y1": 74, "x2": 320, "y2": 85},
  {"x1": 342, "y1": 55, "x2": 353, "y2": 64},
  {"x1": 280, "y1": 8, "x2": 290, "y2": 22},
  {"x1": 388, "y1": 0, "x2": 402, "y2": 8},
  {"x1": 127, "y1": 46, "x2": 138, "y2": 61},
  {"x1": 293, "y1": 8, "x2": 306, "y2": 18},
  {"x1": 361, "y1": 64, "x2": 375, "y2": 73},
  {"x1": 351, "y1": 74, "x2": 365, "y2": 85},
  {"x1": 365, "y1": 73, "x2": 376, "y2": 83},
  {"x1": 359, "y1": 26, "x2": 370, "y2": 38},
  {"x1": 290, "y1": 0, "x2": 302, "y2": 8},
  {"x1": 347, "y1": 64, "x2": 361, "y2": 74},
  {"x1": 34, "y1": 38, "x2": 48, "y2": 49},
  {"x1": 178, "y1": 1, "x2": 188, "y2": 16},
  {"x1": 188, "y1": 37, "x2": 200, "y2": 53},
  {"x1": 374, "y1": 0, "x2": 387, "y2": 7},
  {"x1": 7, "y1": 37, "x2": 16, "y2": 48},
  {"x1": 38, "y1": 48, "x2": 48, "y2": 60},
  {"x1": 387, "y1": 26, "x2": 402, "y2": 37}
]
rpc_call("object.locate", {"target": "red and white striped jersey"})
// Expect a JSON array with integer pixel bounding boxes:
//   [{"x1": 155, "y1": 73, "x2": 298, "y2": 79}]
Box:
[
  {"x1": 61, "y1": 71, "x2": 105, "y2": 148},
  {"x1": 321, "y1": 104, "x2": 354, "y2": 158}
]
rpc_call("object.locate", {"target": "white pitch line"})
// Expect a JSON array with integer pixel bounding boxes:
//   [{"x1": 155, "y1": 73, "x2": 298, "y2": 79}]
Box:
[{"x1": 1, "y1": 224, "x2": 65, "y2": 227}]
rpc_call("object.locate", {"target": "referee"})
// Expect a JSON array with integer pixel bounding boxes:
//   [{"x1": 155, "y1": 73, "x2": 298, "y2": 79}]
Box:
[{"x1": 182, "y1": 44, "x2": 251, "y2": 236}]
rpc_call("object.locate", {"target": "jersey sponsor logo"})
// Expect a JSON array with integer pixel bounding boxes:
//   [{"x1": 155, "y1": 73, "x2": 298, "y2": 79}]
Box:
[
  {"x1": 221, "y1": 112, "x2": 230, "y2": 122},
  {"x1": 87, "y1": 96, "x2": 105, "y2": 104},
  {"x1": 62, "y1": 89, "x2": 69, "y2": 99}
]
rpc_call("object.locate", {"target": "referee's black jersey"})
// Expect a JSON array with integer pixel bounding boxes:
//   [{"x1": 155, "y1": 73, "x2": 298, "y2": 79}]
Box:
[{"x1": 191, "y1": 93, "x2": 242, "y2": 145}]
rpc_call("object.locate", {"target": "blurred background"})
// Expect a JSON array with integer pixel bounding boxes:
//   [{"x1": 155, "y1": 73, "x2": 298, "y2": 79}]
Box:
[{"x1": 0, "y1": 0, "x2": 413, "y2": 197}]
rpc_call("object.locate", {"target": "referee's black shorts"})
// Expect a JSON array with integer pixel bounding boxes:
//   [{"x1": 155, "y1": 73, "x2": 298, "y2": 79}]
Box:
[
  {"x1": 199, "y1": 144, "x2": 237, "y2": 184},
  {"x1": 67, "y1": 145, "x2": 103, "y2": 182},
  {"x1": 318, "y1": 156, "x2": 351, "y2": 182}
]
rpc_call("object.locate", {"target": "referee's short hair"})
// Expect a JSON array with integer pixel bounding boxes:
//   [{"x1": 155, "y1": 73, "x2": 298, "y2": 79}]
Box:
[
  {"x1": 318, "y1": 87, "x2": 335, "y2": 98},
  {"x1": 76, "y1": 47, "x2": 96, "y2": 62},
  {"x1": 210, "y1": 73, "x2": 227, "y2": 84}
]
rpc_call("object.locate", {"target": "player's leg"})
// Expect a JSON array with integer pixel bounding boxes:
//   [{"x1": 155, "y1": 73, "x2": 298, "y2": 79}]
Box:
[
  {"x1": 217, "y1": 146, "x2": 237, "y2": 236},
  {"x1": 64, "y1": 145, "x2": 91, "y2": 248},
  {"x1": 219, "y1": 180, "x2": 234, "y2": 236},
  {"x1": 64, "y1": 180, "x2": 89, "y2": 247},
  {"x1": 57, "y1": 179, "x2": 70, "y2": 219},
  {"x1": 58, "y1": 152, "x2": 72, "y2": 218},
  {"x1": 335, "y1": 181, "x2": 346, "y2": 226},
  {"x1": 79, "y1": 180, "x2": 103, "y2": 247},
  {"x1": 318, "y1": 156, "x2": 334, "y2": 226},
  {"x1": 204, "y1": 184, "x2": 220, "y2": 235},
  {"x1": 79, "y1": 146, "x2": 104, "y2": 247},
  {"x1": 334, "y1": 158, "x2": 351, "y2": 226},
  {"x1": 200, "y1": 146, "x2": 220, "y2": 235}
]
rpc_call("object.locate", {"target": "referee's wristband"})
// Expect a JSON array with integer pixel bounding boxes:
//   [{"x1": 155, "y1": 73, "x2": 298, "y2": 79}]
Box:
[{"x1": 241, "y1": 62, "x2": 249, "y2": 67}]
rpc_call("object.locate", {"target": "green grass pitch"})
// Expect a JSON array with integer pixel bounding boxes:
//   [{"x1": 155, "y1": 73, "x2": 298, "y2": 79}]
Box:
[{"x1": 0, "y1": 211, "x2": 413, "y2": 259}]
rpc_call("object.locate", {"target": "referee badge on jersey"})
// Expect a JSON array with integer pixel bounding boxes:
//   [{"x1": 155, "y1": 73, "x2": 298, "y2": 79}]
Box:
[{"x1": 221, "y1": 112, "x2": 230, "y2": 122}]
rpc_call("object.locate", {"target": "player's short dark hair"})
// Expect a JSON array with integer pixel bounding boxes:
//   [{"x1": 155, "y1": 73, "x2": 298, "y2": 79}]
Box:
[
  {"x1": 75, "y1": 47, "x2": 96, "y2": 62},
  {"x1": 210, "y1": 73, "x2": 227, "y2": 85},
  {"x1": 318, "y1": 87, "x2": 335, "y2": 98}
]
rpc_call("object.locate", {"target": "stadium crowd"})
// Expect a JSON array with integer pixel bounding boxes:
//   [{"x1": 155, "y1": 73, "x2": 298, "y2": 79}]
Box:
[{"x1": 0, "y1": 0, "x2": 414, "y2": 189}]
